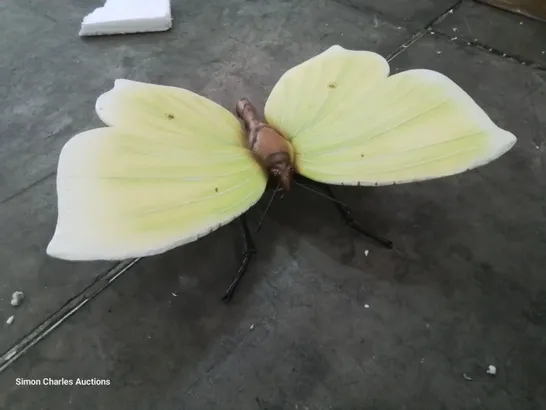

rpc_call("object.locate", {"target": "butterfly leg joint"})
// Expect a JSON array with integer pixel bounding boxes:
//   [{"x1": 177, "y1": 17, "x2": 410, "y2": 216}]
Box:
[
  {"x1": 222, "y1": 213, "x2": 257, "y2": 303},
  {"x1": 322, "y1": 185, "x2": 394, "y2": 249}
]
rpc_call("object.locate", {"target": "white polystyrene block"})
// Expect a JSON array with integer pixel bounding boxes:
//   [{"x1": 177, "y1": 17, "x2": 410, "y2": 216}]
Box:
[{"x1": 79, "y1": 0, "x2": 172, "y2": 36}]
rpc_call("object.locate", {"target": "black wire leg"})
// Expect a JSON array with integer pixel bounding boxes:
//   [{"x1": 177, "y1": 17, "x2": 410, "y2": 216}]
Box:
[
  {"x1": 320, "y1": 184, "x2": 393, "y2": 249},
  {"x1": 222, "y1": 213, "x2": 256, "y2": 303}
]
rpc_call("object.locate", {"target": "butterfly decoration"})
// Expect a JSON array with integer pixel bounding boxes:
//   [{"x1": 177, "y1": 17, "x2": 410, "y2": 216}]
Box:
[{"x1": 46, "y1": 45, "x2": 516, "y2": 301}]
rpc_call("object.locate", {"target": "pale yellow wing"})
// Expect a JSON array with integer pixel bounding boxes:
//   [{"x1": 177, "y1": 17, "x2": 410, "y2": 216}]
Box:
[
  {"x1": 47, "y1": 80, "x2": 267, "y2": 261},
  {"x1": 264, "y1": 45, "x2": 516, "y2": 186}
]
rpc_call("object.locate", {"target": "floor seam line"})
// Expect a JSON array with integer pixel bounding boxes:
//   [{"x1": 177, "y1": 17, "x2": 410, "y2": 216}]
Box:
[
  {"x1": 0, "y1": 171, "x2": 56, "y2": 205},
  {"x1": 385, "y1": 0, "x2": 464, "y2": 61},
  {"x1": 0, "y1": 258, "x2": 141, "y2": 373},
  {"x1": 431, "y1": 30, "x2": 546, "y2": 71}
]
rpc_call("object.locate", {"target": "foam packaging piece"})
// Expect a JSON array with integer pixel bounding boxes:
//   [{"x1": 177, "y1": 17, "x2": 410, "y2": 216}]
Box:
[{"x1": 79, "y1": 0, "x2": 172, "y2": 36}]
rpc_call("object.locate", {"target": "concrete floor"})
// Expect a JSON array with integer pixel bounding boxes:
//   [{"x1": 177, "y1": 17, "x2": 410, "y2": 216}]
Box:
[{"x1": 1, "y1": 0, "x2": 545, "y2": 408}]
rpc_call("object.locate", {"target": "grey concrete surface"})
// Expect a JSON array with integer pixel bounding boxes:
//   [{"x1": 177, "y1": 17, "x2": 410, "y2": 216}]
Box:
[
  {"x1": 434, "y1": 0, "x2": 546, "y2": 66},
  {"x1": 1, "y1": 0, "x2": 545, "y2": 409}
]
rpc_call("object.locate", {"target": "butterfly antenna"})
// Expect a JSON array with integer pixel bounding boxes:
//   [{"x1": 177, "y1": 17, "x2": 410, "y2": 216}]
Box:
[
  {"x1": 255, "y1": 181, "x2": 281, "y2": 233},
  {"x1": 292, "y1": 180, "x2": 351, "y2": 208}
]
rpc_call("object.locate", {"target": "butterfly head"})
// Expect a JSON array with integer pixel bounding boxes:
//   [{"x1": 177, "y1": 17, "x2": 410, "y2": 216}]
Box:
[{"x1": 266, "y1": 152, "x2": 294, "y2": 193}]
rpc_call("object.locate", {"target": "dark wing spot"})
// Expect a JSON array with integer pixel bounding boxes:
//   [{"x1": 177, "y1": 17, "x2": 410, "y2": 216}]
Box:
[
  {"x1": 360, "y1": 154, "x2": 364, "y2": 158},
  {"x1": 215, "y1": 187, "x2": 219, "y2": 192},
  {"x1": 166, "y1": 114, "x2": 175, "y2": 119},
  {"x1": 328, "y1": 82, "x2": 337, "y2": 89}
]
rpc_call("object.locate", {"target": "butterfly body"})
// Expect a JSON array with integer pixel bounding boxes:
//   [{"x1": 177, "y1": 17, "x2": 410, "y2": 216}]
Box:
[{"x1": 236, "y1": 98, "x2": 295, "y2": 192}]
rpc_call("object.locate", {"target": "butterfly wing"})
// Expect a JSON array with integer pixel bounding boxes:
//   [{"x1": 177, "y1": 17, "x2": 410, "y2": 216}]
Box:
[
  {"x1": 264, "y1": 45, "x2": 516, "y2": 186},
  {"x1": 47, "y1": 80, "x2": 267, "y2": 261}
]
